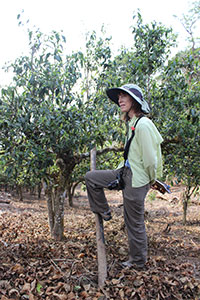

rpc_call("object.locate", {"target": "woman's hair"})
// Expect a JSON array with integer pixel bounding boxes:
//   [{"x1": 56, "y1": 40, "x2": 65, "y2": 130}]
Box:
[{"x1": 122, "y1": 98, "x2": 144, "y2": 122}]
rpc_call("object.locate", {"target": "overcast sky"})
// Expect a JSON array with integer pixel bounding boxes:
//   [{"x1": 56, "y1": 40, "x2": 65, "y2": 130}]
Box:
[{"x1": 0, "y1": 0, "x2": 198, "y2": 85}]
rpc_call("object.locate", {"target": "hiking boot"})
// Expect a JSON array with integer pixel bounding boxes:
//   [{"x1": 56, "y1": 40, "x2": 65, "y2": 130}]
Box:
[{"x1": 122, "y1": 259, "x2": 145, "y2": 270}]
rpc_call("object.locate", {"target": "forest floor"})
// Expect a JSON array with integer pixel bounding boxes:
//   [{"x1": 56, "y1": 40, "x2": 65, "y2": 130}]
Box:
[{"x1": 0, "y1": 185, "x2": 200, "y2": 300}]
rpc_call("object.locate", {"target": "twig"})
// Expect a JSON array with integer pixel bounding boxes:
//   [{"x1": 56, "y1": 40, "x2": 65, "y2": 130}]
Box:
[
  {"x1": 162, "y1": 223, "x2": 171, "y2": 234},
  {"x1": 50, "y1": 258, "x2": 79, "y2": 281},
  {"x1": 81, "y1": 263, "x2": 96, "y2": 276},
  {"x1": 107, "y1": 259, "x2": 117, "y2": 272},
  {"x1": 50, "y1": 258, "x2": 63, "y2": 272}
]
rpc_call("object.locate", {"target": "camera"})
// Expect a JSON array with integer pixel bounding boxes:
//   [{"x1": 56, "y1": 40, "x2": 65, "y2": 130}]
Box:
[
  {"x1": 107, "y1": 172, "x2": 125, "y2": 190},
  {"x1": 151, "y1": 180, "x2": 171, "y2": 194}
]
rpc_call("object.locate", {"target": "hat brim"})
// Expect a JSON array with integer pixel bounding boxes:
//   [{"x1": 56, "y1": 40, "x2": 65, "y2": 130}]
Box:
[
  {"x1": 106, "y1": 88, "x2": 123, "y2": 106},
  {"x1": 106, "y1": 87, "x2": 150, "y2": 114}
]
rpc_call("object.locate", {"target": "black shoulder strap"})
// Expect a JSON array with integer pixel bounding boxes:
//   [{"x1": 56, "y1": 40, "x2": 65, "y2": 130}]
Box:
[{"x1": 123, "y1": 115, "x2": 144, "y2": 161}]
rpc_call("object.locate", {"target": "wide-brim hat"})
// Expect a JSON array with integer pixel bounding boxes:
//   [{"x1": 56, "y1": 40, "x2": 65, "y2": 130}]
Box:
[{"x1": 106, "y1": 84, "x2": 150, "y2": 114}]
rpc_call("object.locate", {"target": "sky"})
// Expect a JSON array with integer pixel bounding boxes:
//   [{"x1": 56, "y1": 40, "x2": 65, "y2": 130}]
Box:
[{"x1": 0, "y1": 0, "x2": 198, "y2": 85}]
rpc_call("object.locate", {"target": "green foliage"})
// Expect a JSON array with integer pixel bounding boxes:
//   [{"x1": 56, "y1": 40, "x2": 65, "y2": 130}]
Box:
[
  {"x1": 132, "y1": 11, "x2": 177, "y2": 74},
  {"x1": 152, "y1": 46, "x2": 200, "y2": 223},
  {"x1": 0, "y1": 23, "x2": 124, "y2": 203},
  {"x1": 0, "y1": 29, "x2": 82, "y2": 192},
  {"x1": 147, "y1": 191, "x2": 157, "y2": 203},
  {"x1": 103, "y1": 11, "x2": 177, "y2": 107},
  {"x1": 175, "y1": 0, "x2": 200, "y2": 49}
]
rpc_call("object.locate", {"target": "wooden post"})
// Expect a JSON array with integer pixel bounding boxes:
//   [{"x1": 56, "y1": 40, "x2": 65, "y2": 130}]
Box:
[{"x1": 90, "y1": 147, "x2": 107, "y2": 287}]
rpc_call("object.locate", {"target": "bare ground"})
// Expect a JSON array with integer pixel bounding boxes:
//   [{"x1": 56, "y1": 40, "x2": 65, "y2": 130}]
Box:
[{"x1": 0, "y1": 185, "x2": 199, "y2": 299}]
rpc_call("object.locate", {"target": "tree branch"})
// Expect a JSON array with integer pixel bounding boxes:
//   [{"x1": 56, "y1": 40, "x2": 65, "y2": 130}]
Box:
[{"x1": 75, "y1": 146, "x2": 123, "y2": 162}]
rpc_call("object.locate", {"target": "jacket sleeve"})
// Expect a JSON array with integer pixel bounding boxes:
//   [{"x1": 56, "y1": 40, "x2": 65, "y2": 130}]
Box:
[{"x1": 137, "y1": 124, "x2": 157, "y2": 183}]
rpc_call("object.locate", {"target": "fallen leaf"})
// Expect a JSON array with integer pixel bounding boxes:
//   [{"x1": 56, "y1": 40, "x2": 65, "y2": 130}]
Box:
[
  {"x1": 77, "y1": 253, "x2": 85, "y2": 258},
  {"x1": 67, "y1": 292, "x2": 76, "y2": 299},
  {"x1": 8, "y1": 288, "x2": 20, "y2": 297},
  {"x1": 29, "y1": 292, "x2": 36, "y2": 300},
  {"x1": 79, "y1": 290, "x2": 89, "y2": 298},
  {"x1": 10, "y1": 264, "x2": 24, "y2": 274},
  {"x1": 21, "y1": 282, "x2": 31, "y2": 293},
  {"x1": 83, "y1": 284, "x2": 90, "y2": 291},
  {"x1": 51, "y1": 293, "x2": 68, "y2": 300},
  {"x1": 133, "y1": 279, "x2": 143, "y2": 287},
  {"x1": 112, "y1": 279, "x2": 120, "y2": 285},
  {"x1": 1, "y1": 296, "x2": 9, "y2": 300},
  {"x1": 119, "y1": 288, "x2": 125, "y2": 298}
]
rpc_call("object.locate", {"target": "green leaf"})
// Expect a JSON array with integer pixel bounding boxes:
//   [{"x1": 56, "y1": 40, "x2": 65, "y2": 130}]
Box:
[
  {"x1": 54, "y1": 54, "x2": 62, "y2": 62},
  {"x1": 74, "y1": 285, "x2": 81, "y2": 292},
  {"x1": 36, "y1": 282, "x2": 43, "y2": 293}
]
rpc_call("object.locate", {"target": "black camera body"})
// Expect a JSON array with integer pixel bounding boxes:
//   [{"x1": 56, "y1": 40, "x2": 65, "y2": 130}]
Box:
[{"x1": 107, "y1": 172, "x2": 125, "y2": 190}]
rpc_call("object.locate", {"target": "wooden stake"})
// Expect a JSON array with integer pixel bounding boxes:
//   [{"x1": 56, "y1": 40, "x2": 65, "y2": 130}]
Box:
[{"x1": 90, "y1": 147, "x2": 107, "y2": 287}]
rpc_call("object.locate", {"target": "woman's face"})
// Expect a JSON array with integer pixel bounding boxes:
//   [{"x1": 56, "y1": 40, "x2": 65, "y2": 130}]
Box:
[{"x1": 118, "y1": 92, "x2": 133, "y2": 113}]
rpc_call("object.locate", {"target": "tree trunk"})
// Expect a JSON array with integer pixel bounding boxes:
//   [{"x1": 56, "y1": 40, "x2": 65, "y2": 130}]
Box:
[
  {"x1": 46, "y1": 184, "x2": 65, "y2": 240},
  {"x1": 46, "y1": 185, "x2": 55, "y2": 233},
  {"x1": 38, "y1": 182, "x2": 42, "y2": 199},
  {"x1": 45, "y1": 159, "x2": 69, "y2": 240},
  {"x1": 90, "y1": 147, "x2": 107, "y2": 287},
  {"x1": 182, "y1": 190, "x2": 189, "y2": 225},
  {"x1": 18, "y1": 185, "x2": 23, "y2": 201},
  {"x1": 67, "y1": 183, "x2": 73, "y2": 207},
  {"x1": 68, "y1": 193, "x2": 73, "y2": 207},
  {"x1": 30, "y1": 186, "x2": 35, "y2": 195},
  {"x1": 52, "y1": 188, "x2": 65, "y2": 240},
  {"x1": 183, "y1": 200, "x2": 188, "y2": 225}
]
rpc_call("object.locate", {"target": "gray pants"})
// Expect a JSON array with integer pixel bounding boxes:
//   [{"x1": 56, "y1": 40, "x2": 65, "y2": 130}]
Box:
[{"x1": 85, "y1": 167, "x2": 150, "y2": 266}]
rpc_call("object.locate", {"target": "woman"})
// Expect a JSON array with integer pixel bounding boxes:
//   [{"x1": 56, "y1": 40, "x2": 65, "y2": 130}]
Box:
[{"x1": 85, "y1": 84, "x2": 163, "y2": 269}]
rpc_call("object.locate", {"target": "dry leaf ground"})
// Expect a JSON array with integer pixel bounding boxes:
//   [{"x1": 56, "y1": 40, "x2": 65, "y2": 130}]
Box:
[{"x1": 0, "y1": 185, "x2": 199, "y2": 299}]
